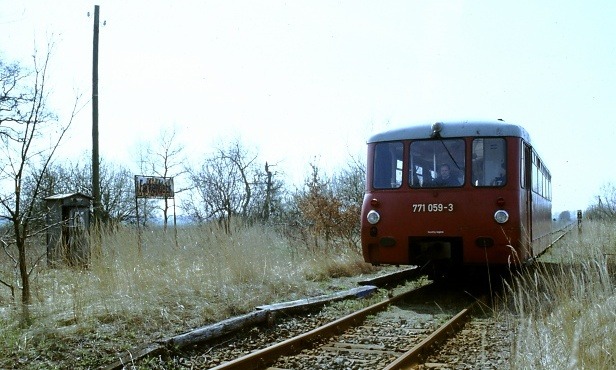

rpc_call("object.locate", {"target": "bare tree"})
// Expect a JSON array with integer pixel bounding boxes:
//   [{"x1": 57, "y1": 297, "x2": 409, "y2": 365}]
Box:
[
  {"x1": 294, "y1": 162, "x2": 342, "y2": 249},
  {"x1": 331, "y1": 155, "x2": 366, "y2": 249},
  {"x1": 1, "y1": 60, "x2": 22, "y2": 130},
  {"x1": 98, "y1": 161, "x2": 136, "y2": 225},
  {"x1": 218, "y1": 139, "x2": 257, "y2": 218},
  {"x1": 0, "y1": 47, "x2": 80, "y2": 307},
  {"x1": 183, "y1": 139, "x2": 259, "y2": 233},
  {"x1": 290, "y1": 156, "x2": 365, "y2": 251},
  {"x1": 254, "y1": 161, "x2": 286, "y2": 222},
  {"x1": 586, "y1": 183, "x2": 616, "y2": 220},
  {"x1": 141, "y1": 127, "x2": 187, "y2": 230}
]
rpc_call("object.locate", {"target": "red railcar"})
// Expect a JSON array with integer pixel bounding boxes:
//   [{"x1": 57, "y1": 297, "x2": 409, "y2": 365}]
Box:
[{"x1": 361, "y1": 121, "x2": 551, "y2": 276}]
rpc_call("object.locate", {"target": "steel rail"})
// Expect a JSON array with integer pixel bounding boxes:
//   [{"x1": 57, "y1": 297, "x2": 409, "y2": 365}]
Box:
[
  {"x1": 382, "y1": 297, "x2": 485, "y2": 370},
  {"x1": 208, "y1": 283, "x2": 436, "y2": 370},
  {"x1": 531, "y1": 220, "x2": 578, "y2": 263}
]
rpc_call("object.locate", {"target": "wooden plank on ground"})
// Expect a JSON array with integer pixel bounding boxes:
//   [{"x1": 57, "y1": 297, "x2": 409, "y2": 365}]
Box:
[
  {"x1": 100, "y1": 285, "x2": 377, "y2": 369},
  {"x1": 165, "y1": 309, "x2": 271, "y2": 349},
  {"x1": 255, "y1": 285, "x2": 377, "y2": 313},
  {"x1": 357, "y1": 267, "x2": 421, "y2": 287}
]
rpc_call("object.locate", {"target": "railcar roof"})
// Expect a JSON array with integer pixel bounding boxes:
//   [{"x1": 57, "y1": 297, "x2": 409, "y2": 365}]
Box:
[{"x1": 367, "y1": 120, "x2": 531, "y2": 143}]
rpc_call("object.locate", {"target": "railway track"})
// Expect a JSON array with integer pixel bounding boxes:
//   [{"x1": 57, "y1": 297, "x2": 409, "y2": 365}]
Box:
[{"x1": 207, "y1": 282, "x2": 487, "y2": 370}]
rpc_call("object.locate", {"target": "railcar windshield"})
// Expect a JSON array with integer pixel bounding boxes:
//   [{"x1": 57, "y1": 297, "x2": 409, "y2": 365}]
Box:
[
  {"x1": 373, "y1": 141, "x2": 403, "y2": 189},
  {"x1": 471, "y1": 138, "x2": 506, "y2": 187},
  {"x1": 409, "y1": 139, "x2": 465, "y2": 188}
]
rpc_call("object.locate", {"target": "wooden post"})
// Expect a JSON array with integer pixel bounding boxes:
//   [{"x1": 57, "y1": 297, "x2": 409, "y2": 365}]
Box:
[
  {"x1": 92, "y1": 5, "x2": 101, "y2": 224},
  {"x1": 134, "y1": 177, "x2": 143, "y2": 255},
  {"x1": 173, "y1": 197, "x2": 179, "y2": 249}
]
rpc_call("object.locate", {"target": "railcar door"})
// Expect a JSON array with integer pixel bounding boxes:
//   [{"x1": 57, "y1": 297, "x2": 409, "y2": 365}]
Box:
[{"x1": 521, "y1": 142, "x2": 533, "y2": 255}]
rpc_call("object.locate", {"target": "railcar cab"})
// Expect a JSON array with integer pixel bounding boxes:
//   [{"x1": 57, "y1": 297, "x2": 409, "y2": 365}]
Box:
[
  {"x1": 361, "y1": 120, "x2": 552, "y2": 277},
  {"x1": 371, "y1": 122, "x2": 509, "y2": 190}
]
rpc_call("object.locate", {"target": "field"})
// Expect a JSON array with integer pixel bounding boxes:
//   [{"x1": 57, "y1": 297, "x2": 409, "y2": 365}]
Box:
[
  {"x1": 0, "y1": 224, "x2": 376, "y2": 369},
  {"x1": 509, "y1": 220, "x2": 616, "y2": 368},
  {"x1": 0, "y1": 220, "x2": 615, "y2": 368}
]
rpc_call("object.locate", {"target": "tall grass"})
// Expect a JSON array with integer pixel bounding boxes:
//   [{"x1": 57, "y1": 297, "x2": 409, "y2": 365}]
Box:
[
  {"x1": 0, "y1": 223, "x2": 374, "y2": 368},
  {"x1": 509, "y1": 221, "x2": 616, "y2": 369}
]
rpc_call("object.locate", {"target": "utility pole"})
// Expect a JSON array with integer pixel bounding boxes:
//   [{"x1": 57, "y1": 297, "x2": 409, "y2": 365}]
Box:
[{"x1": 92, "y1": 5, "x2": 101, "y2": 223}]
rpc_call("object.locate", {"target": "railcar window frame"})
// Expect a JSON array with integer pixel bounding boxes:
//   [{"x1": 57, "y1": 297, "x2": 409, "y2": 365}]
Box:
[
  {"x1": 471, "y1": 137, "x2": 507, "y2": 187},
  {"x1": 408, "y1": 138, "x2": 465, "y2": 188},
  {"x1": 526, "y1": 145, "x2": 552, "y2": 200},
  {"x1": 521, "y1": 142, "x2": 528, "y2": 189},
  {"x1": 372, "y1": 141, "x2": 404, "y2": 189}
]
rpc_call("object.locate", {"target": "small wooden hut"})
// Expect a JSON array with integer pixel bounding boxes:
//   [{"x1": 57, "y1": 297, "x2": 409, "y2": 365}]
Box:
[{"x1": 45, "y1": 193, "x2": 92, "y2": 267}]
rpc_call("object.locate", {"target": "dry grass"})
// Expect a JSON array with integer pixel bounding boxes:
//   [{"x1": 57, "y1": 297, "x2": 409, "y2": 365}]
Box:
[
  {"x1": 11, "y1": 220, "x2": 613, "y2": 368},
  {"x1": 508, "y1": 220, "x2": 616, "y2": 369},
  {"x1": 0, "y1": 223, "x2": 375, "y2": 369}
]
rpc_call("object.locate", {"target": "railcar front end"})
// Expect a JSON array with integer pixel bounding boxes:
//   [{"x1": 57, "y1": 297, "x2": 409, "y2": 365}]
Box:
[{"x1": 360, "y1": 121, "x2": 551, "y2": 275}]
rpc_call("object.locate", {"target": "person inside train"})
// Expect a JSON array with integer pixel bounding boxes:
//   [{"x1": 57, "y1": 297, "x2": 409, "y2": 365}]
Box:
[{"x1": 430, "y1": 163, "x2": 460, "y2": 187}]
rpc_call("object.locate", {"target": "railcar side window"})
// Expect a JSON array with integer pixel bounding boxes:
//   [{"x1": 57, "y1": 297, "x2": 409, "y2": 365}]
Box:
[
  {"x1": 373, "y1": 142, "x2": 403, "y2": 189},
  {"x1": 409, "y1": 139, "x2": 465, "y2": 187},
  {"x1": 472, "y1": 138, "x2": 506, "y2": 187},
  {"x1": 530, "y1": 149, "x2": 551, "y2": 199}
]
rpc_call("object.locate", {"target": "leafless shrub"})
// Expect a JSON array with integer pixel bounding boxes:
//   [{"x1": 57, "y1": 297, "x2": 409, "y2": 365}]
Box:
[{"x1": 585, "y1": 182, "x2": 616, "y2": 220}]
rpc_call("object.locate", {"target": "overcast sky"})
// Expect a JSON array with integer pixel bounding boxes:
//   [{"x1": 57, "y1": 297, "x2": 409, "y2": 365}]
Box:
[{"x1": 1, "y1": 0, "x2": 615, "y2": 214}]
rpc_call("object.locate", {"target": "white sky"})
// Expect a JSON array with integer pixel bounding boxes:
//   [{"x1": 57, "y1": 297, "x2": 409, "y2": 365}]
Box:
[{"x1": 1, "y1": 0, "x2": 615, "y2": 214}]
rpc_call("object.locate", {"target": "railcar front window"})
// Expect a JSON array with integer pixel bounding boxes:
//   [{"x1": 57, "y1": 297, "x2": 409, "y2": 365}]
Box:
[
  {"x1": 471, "y1": 138, "x2": 506, "y2": 187},
  {"x1": 373, "y1": 142, "x2": 403, "y2": 189},
  {"x1": 409, "y1": 139, "x2": 465, "y2": 187}
]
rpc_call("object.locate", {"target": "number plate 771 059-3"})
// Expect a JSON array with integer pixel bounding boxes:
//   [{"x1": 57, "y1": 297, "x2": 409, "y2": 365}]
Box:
[{"x1": 412, "y1": 203, "x2": 454, "y2": 212}]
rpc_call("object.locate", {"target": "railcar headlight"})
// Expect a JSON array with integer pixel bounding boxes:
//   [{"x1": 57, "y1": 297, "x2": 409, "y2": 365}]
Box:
[
  {"x1": 367, "y1": 210, "x2": 380, "y2": 225},
  {"x1": 494, "y1": 210, "x2": 509, "y2": 224}
]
